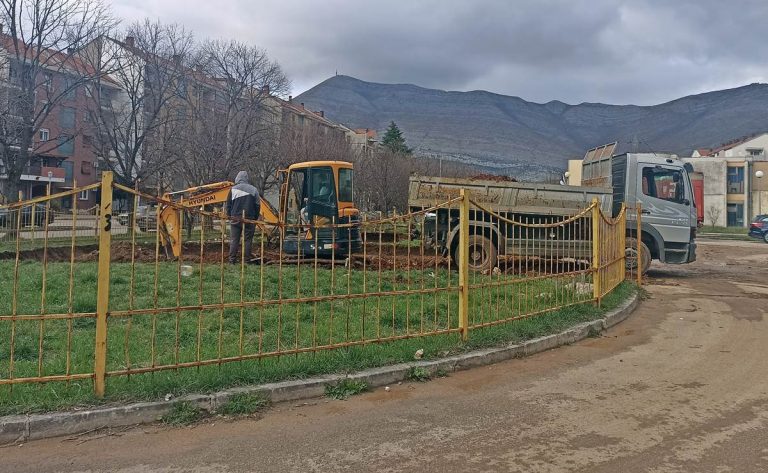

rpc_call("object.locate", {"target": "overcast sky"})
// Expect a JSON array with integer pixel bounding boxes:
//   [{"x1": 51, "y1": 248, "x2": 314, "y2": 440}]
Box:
[{"x1": 112, "y1": 0, "x2": 768, "y2": 105}]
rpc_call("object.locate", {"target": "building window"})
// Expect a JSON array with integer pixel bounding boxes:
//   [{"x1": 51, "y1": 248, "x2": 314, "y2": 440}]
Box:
[
  {"x1": 641, "y1": 167, "x2": 686, "y2": 204},
  {"x1": 43, "y1": 72, "x2": 53, "y2": 93},
  {"x1": 82, "y1": 135, "x2": 93, "y2": 148},
  {"x1": 727, "y1": 166, "x2": 745, "y2": 194},
  {"x1": 175, "y1": 77, "x2": 188, "y2": 98},
  {"x1": 57, "y1": 135, "x2": 74, "y2": 156},
  {"x1": 99, "y1": 86, "x2": 113, "y2": 108},
  {"x1": 64, "y1": 77, "x2": 76, "y2": 100},
  {"x1": 61, "y1": 160, "x2": 74, "y2": 183},
  {"x1": 8, "y1": 61, "x2": 20, "y2": 84},
  {"x1": 78, "y1": 189, "x2": 89, "y2": 201},
  {"x1": 747, "y1": 148, "x2": 764, "y2": 156},
  {"x1": 59, "y1": 107, "x2": 76, "y2": 129},
  {"x1": 727, "y1": 203, "x2": 744, "y2": 227},
  {"x1": 81, "y1": 161, "x2": 92, "y2": 175},
  {"x1": 39, "y1": 128, "x2": 49, "y2": 141}
]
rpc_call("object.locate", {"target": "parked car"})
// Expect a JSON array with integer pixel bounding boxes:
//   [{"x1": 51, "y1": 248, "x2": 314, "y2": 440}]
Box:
[
  {"x1": 113, "y1": 205, "x2": 158, "y2": 231},
  {"x1": 136, "y1": 205, "x2": 158, "y2": 232},
  {"x1": 0, "y1": 203, "x2": 55, "y2": 228},
  {"x1": 748, "y1": 214, "x2": 768, "y2": 242}
]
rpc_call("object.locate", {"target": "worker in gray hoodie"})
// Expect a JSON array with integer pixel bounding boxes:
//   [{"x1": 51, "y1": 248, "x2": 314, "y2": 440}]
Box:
[{"x1": 225, "y1": 171, "x2": 260, "y2": 264}]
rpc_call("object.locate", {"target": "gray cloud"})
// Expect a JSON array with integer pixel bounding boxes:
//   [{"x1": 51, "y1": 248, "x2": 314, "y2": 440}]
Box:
[{"x1": 113, "y1": 0, "x2": 768, "y2": 105}]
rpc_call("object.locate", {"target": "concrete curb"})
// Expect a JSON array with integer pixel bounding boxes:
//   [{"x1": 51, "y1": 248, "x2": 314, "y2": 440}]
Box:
[{"x1": 0, "y1": 291, "x2": 639, "y2": 445}]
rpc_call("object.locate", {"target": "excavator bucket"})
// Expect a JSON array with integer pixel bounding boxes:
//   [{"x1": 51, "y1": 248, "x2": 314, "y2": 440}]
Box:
[{"x1": 158, "y1": 206, "x2": 182, "y2": 258}]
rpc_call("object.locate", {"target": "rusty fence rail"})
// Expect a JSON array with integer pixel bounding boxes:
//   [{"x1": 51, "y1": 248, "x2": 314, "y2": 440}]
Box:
[{"x1": 0, "y1": 172, "x2": 631, "y2": 397}]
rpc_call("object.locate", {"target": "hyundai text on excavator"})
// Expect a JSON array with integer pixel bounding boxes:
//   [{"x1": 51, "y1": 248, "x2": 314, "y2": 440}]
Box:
[{"x1": 157, "y1": 161, "x2": 362, "y2": 259}]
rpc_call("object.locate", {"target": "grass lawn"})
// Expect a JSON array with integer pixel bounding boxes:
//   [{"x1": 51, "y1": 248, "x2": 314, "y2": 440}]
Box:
[
  {"x1": 0, "y1": 257, "x2": 633, "y2": 416},
  {"x1": 699, "y1": 225, "x2": 748, "y2": 234}
]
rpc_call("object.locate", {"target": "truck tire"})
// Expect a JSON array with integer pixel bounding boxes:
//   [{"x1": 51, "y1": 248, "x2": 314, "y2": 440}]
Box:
[
  {"x1": 625, "y1": 237, "x2": 651, "y2": 275},
  {"x1": 467, "y1": 234, "x2": 498, "y2": 273}
]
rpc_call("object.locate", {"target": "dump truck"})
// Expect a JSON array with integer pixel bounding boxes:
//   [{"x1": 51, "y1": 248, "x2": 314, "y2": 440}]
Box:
[
  {"x1": 408, "y1": 176, "x2": 612, "y2": 272},
  {"x1": 409, "y1": 148, "x2": 698, "y2": 274},
  {"x1": 158, "y1": 160, "x2": 362, "y2": 258}
]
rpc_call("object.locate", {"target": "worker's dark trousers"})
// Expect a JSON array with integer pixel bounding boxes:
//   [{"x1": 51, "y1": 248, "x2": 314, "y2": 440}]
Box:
[{"x1": 229, "y1": 223, "x2": 255, "y2": 264}]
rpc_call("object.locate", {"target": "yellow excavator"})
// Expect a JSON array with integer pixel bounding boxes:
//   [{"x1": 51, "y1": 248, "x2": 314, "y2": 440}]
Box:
[{"x1": 158, "y1": 161, "x2": 362, "y2": 258}]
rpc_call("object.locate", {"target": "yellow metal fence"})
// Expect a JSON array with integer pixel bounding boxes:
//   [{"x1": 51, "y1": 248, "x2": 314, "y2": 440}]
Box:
[{"x1": 0, "y1": 173, "x2": 631, "y2": 397}]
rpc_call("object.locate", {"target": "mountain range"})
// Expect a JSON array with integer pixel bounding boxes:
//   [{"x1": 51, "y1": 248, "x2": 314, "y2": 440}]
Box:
[{"x1": 296, "y1": 76, "x2": 768, "y2": 176}]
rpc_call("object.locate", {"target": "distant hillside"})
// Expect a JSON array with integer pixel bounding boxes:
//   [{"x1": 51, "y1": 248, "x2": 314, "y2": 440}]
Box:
[{"x1": 296, "y1": 76, "x2": 768, "y2": 176}]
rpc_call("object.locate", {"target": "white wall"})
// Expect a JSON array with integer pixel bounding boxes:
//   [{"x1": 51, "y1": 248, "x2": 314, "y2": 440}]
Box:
[
  {"x1": 681, "y1": 158, "x2": 728, "y2": 227},
  {"x1": 719, "y1": 134, "x2": 768, "y2": 157},
  {"x1": 567, "y1": 160, "x2": 582, "y2": 185}
]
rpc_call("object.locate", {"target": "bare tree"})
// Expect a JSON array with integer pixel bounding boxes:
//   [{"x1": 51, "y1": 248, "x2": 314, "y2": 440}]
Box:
[
  {"x1": 706, "y1": 204, "x2": 722, "y2": 229},
  {"x1": 84, "y1": 20, "x2": 194, "y2": 188},
  {"x1": 178, "y1": 39, "x2": 289, "y2": 189},
  {"x1": 354, "y1": 148, "x2": 411, "y2": 212},
  {"x1": 0, "y1": 0, "x2": 115, "y2": 202},
  {"x1": 280, "y1": 120, "x2": 351, "y2": 162}
]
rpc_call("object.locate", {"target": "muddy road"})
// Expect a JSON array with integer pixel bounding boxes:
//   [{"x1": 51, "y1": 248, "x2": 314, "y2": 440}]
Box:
[{"x1": 5, "y1": 238, "x2": 768, "y2": 472}]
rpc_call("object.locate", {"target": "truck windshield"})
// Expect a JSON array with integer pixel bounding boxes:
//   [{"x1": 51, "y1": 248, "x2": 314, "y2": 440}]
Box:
[{"x1": 641, "y1": 167, "x2": 686, "y2": 204}]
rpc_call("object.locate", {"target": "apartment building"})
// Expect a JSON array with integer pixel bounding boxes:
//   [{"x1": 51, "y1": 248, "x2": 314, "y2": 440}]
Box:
[{"x1": 0, "y1": 32, "x2": 107, "y2": 207}]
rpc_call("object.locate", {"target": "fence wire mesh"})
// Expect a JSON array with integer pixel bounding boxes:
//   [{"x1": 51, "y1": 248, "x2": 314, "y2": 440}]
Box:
[
  {"x1": 465, "y1": 199, "x2": 597, "y2": 328},
  {"x1": 0, "y1": 173, "x2": 631, "y2": 397},
  {"x1": 0, "y1": 183, "x2": 101, "y2": 386},
  {"x1": 103, "y1": 185, "x2": 462, "y2": 379}
]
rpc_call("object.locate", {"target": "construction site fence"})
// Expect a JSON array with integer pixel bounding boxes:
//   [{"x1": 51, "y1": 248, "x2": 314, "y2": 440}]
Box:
[{"x1": 0, "y1": 172, "x2": 632, "y2": 397}]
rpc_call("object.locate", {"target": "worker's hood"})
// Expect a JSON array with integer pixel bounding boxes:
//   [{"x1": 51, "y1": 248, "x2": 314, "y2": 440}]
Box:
[{"x1": 234, "y1": 171, "x2": 250, "y2": 185}]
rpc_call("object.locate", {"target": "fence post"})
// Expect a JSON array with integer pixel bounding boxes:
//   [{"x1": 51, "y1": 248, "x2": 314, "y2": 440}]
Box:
[
  {"x1": 620, "y1": 203, "x2": 626, "y2": 282},
  {"x1": 591, "y1": 198, "x2": 601, "y2": 304},
  {"x1": 636, "y1": 203, "x2": 642, "y2": 287},
  {"x1": 458, "y1": 189, "x2": 470, "y2": 341},
  {"x1": 93, "y1": 171, "x2": 113, "y2": 398}
]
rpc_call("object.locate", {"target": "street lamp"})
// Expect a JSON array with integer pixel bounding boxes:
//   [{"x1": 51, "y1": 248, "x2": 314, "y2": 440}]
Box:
[{"x1": 756, "y1": 170, "x2": 764, "y2": 216}]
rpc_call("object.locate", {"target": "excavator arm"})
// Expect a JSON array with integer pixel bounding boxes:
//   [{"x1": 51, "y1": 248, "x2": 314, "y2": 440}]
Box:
[{"x1": 158, "y1": 181, "x2": 280, "y2": 258}]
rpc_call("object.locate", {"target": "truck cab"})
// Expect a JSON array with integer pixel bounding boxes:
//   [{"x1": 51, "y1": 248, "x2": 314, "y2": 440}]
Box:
[{"x1": 591, "y1": 153, "x2": 698, "y2": 269}]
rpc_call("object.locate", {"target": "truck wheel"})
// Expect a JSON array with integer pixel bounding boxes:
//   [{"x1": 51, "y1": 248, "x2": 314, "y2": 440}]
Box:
[
  {"x1": 467, "y1": 234, "x2": 498, "y2": 273},
  {"x1": 625, "y1": 237, "x2": 651, "y2": 275}
]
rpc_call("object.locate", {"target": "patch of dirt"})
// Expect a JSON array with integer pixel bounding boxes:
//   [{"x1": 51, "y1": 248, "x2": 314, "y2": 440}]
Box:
[{"x1": 469, "y1": 173, "x2": 518, "y2": 182}]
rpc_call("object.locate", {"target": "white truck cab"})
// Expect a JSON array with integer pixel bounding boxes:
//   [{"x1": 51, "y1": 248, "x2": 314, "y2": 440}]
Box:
[{"x1": 583, "y1": 152, "x2": 697, "y2": 270}]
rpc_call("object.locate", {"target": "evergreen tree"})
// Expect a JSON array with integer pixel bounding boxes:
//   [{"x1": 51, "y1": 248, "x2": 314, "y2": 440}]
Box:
[{"x1": 380, "y1": 121, "x2": 412, "y2": 155}]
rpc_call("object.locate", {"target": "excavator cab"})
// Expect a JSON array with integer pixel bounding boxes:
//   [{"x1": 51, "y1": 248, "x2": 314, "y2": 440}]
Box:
[{"x1": 279, "y1": 161, "x2": 361, "y2": 256}]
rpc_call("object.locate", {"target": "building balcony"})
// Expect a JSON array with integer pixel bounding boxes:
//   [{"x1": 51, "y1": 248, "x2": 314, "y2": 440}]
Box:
[{"x1": 20, "y1": 165, "x2": 65, "y2": 183}]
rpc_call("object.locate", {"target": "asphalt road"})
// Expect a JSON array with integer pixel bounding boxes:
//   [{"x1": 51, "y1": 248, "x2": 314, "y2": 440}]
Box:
[{"x1": 4, "y1": 239, "x2": 768, "y2": 473}]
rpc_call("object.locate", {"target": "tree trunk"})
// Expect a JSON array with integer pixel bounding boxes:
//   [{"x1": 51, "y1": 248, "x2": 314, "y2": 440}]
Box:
[
  {"x1": 1, "y1": 176, "x2": 23, "y2": 240},
  {"x1": 2, "y1": 177, "x2": 21, "y2": 204}
]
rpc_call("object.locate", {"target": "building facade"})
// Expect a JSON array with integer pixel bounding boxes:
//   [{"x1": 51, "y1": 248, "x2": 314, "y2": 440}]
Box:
[
  {"x1": 0, "y1": 33, "x2": 102, "y2": 207},
  {"x1": 681, "y1": 156, "x2": 768, "y2": 227},
  {"x1": 684, "y1": 133, "x2": 768, "y2": 227}
]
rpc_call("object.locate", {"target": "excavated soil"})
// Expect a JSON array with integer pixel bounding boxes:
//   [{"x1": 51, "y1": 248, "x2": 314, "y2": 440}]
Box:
[{"x1": 0, "y1": 240, "x2": 589, "y2": 274}]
